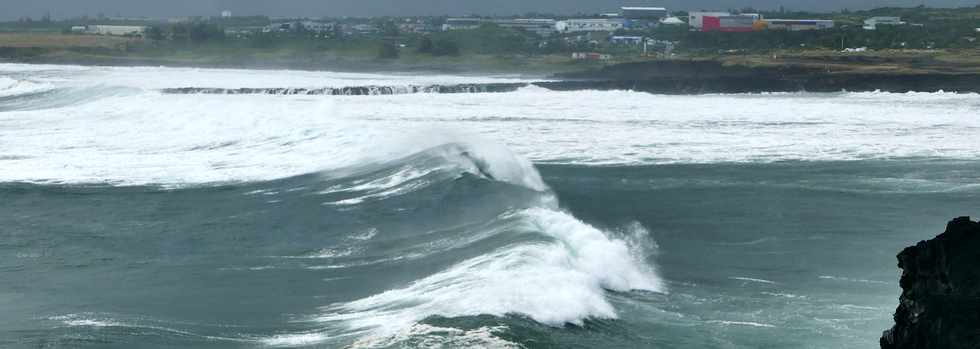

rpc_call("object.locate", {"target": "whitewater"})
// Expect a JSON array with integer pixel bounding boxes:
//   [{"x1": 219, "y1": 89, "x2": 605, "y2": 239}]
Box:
[
  {"x1": 2, "y1": 63, "x2": 980, "y2": 186},
  {"x1": 2, "y1": 63, "x2": 979, "y2": 348}
]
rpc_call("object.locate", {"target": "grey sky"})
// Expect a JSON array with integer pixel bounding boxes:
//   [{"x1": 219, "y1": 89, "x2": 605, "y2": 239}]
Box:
[{"x1": 3, "y1": 0, "x2": 979, "y2": 20}]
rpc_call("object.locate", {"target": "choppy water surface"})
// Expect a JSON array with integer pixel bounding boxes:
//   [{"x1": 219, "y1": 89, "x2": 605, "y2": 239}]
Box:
[{"x1": 1, "y1": 64, "x2": 979, "y2": 348}]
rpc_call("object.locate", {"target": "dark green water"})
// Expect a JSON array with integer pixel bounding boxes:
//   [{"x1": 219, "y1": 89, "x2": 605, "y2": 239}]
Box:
[{"x1": 2, "y1": 155, "x2": 977, "y2": 348}]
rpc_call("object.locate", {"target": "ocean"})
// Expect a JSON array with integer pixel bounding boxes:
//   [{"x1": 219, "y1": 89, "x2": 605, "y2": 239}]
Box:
[{"x1": 1, "y1": 63, "x2": 979, "y2": 348}]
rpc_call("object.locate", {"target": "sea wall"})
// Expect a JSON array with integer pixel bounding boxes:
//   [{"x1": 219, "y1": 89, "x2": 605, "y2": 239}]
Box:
[{"x1": 880, "y1": 216, "x2": 980, "y2": 349}]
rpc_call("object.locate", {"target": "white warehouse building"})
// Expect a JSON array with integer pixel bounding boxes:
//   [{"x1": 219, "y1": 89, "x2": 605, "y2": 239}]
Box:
[
  {"x1": 85, "y1": 25, "x2": 147, "y2": 36},
  {"x1": 556, "y1": 19, "x2": 626, "y2": 33}
]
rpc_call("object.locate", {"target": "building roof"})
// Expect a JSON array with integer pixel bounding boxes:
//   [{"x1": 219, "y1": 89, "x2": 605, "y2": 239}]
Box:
[
  {"x1": 621, "y1": 6, "x2": 667, "y2": 11},
  {"x1": 766, "y1": 19, "x2": 833, "y2": 23}
]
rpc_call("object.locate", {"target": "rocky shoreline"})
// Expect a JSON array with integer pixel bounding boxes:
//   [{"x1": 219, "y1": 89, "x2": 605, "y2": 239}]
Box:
[
  {"x1": 549, "y1": 60, "x2": 980, "y2": 94},
  {"x1": 881, "y1": 217, "x2": 980, "y2": 349}
]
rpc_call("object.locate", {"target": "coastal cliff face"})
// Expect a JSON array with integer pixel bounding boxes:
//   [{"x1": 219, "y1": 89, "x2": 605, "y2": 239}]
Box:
[{"x1": 881, "y1": 217, "x2": 980, "y2": 349}]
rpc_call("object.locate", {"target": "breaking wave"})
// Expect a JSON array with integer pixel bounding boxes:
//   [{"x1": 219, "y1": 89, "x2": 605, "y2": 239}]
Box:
[{"x1": 245, "y1": 142, "x2": 664, "y2": 347}]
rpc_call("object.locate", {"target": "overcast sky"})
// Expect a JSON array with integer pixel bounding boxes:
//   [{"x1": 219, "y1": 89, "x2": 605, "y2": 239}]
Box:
[{"x1": 3, "y1": 0, "x2": 979, "y2": 20}]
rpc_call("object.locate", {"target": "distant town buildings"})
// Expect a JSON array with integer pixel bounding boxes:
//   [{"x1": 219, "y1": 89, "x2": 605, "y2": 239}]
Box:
[
  {"x1": 263, "y1": 21, "x2": 335, "y2": 34},
  {"x1": 53, "y1": 1, "x2": 860, "y2": 52},
  {"x1": 443, "y1": 18, "x2": 557, "y2": 36},
  {"x1": 443, "y1": 5, "x2": 672, "y2": 35}
]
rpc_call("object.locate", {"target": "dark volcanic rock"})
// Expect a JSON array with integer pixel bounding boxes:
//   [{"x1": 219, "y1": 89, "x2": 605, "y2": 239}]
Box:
[
  {"x1": 881, "y1": 216, "x2": 980, "y2": 349},
  {"x1": 551, "y1": 60, "x2": 980, "y2": 94}
]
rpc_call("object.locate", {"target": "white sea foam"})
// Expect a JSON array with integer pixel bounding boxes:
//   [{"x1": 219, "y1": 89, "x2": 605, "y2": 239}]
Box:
[
  {"x1": 818, "y1": 275, "x2": 890, "y2": 285},
  {"x1": 0, "y1": 76, "x2": 51, "y2": 97},
  {"x1": 318, "y1": 166, "x2": 435, "y2": 194},
  {"x1": 347, "y1": 324, "x2": 520, "y2": 349},
  {"x1": 706, "y1": 320, "x2": 776, "y2": 328},
  {"x1": 51, "y1": 314, "x2": 250, "y2": 342},
  {"x1": 292, "y1": 208, "x2": 662, "y2": 346},
  {"x1": 761, "y1": 292, "x2": 807, "y2": 299},
  {"x1": 2, "y1": 64, "x2": 980, "y2": 186},
  {"x1": 730, "y1": 277, "x2": 778, "y2": 284},
  {"x1": 261, "y1": 332, "x2": 332, "y2": 347},
  {"x1": 348, "y1": 228, "x2": 379, "y2": 241}
]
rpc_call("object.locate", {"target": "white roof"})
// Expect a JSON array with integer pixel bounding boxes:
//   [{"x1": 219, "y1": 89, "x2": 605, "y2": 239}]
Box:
[
  {"x1": 660, "y1": 17, "x2": 685, "y2": 24},
  {"x1": 621, "y1": 7, "x2": 667, "y2": 11}
]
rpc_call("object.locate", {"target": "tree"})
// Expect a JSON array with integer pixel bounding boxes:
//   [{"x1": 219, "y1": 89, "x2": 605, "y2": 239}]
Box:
[
  {"x1": 145, "y1": 26, "x2": 165, "y2": 41},
  {"x1": 378, "y1": 41, "x2": 399, "y2": 59},
  {"x1": 188, "y1": 23, "x2": 225, "y2": 43},
  {"x1": 170, "y1": 24, "x2": 189, "y2": 43},
  {"x1": 417, "y1": 36, "x2": 434, "y2": 53},
  {"x1": 432, "y1": 38, "x2": 461, "y2": 56}
]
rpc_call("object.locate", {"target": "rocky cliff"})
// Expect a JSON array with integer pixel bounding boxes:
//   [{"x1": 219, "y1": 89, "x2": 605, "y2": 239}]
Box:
[{"x1": 881, "y1": 216, "x2": 980, "y2": 349}]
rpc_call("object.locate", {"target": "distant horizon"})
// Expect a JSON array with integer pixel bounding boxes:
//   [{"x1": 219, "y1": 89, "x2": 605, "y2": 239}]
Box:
[{"x1": 2, "y1": 0, "x2": 979, "y2": 21}]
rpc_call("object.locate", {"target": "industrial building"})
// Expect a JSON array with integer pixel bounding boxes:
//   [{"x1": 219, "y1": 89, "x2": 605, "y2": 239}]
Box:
[
  {"x1": 688, "y1": 11, "x2": 733, "y2": 31},
  {"x1": 702, "y1": 15, "x2": 757, "y2": 32},
  {"x1": 690, "y1": 11, "x2": 833, "y2": 32},
  {"x1": 610, "y1": 35, "x2": 644, "y2": 45},
  {"x1": 693, "y1": 13, "x2": 759, "y2": 32},
  {"x1": 492, "y1": 19, "x2": 557, "y2": 36},
  {"x1": 556, "y1": 19, "x2": 626, "y2": 33},
  {"x1": 764, "y1": 19, "x2": 834, "y2": 31},
  {"x1": 621, "y1": 7, "x2": 668, "y2": 19}
]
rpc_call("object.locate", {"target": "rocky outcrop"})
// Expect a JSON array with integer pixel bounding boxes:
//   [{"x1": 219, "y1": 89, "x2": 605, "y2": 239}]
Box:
[
  {"x1": 881, "y1": 216, "x2": 980, "y2": 349},
  {"x1": 162, "y1": 83, "x2": 529, "y2": 96}
]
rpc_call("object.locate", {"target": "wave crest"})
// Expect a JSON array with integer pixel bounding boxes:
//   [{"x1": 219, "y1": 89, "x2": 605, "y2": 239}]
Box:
[{"x1": 274, "y1": 208, "x2": 663, "y2": 347}]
